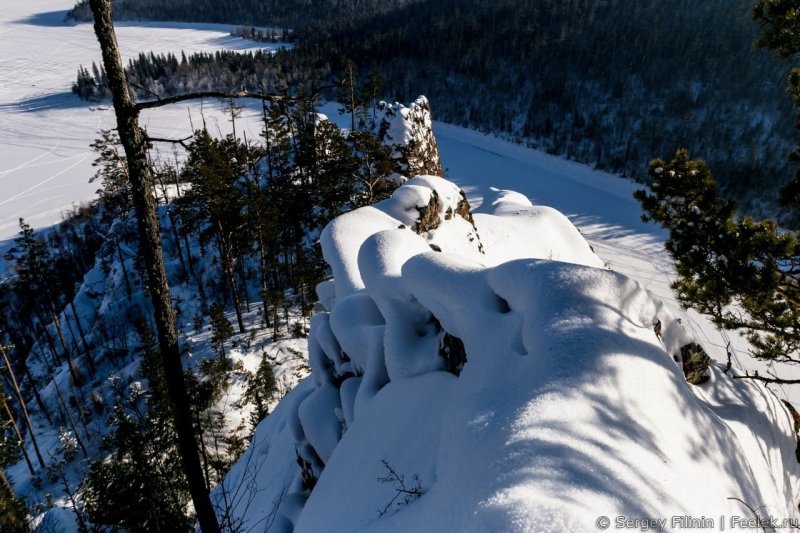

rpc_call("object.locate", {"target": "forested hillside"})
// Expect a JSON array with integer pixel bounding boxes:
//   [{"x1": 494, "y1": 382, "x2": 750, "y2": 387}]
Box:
[
  {"x1": 294, "y1": 0, "x2": 796, "y2": 212},
  {"x1": 71, "y1": 0, "x2": 798, "y2": 217},
  {"x1": 67, "y1": 0, "x2": 424, "y2": 28}
]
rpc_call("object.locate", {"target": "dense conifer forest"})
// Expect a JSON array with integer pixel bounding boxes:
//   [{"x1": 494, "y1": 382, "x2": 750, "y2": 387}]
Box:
[{"x1": 70, "y1": 0, "x2": 799, "y2": 216}]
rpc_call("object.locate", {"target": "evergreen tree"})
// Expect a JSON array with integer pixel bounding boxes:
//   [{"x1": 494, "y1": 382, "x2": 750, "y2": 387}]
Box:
[
  {"x1": 209, "y1": 303, "x2": 234, "y2": 358},
  {"x1": 0, "y1": 473, "x2": 27, "y2": 533},
  {"x1": 81, "y1": 323, "x2": 193, "y2": 532},
  {"x1": 634, "y1": 1, "x2": 800, "y2": 382},
  {"x1": 87, "y1": 2, "x2": 221, "y2": 529},
  {"x1": 635, "y1": 150, "x2": 800, "y2": 377},
  {"x1": 180, "y1": 130, "x2": 253, "y2": 334},
  {"x1": 754, "y1": 0, "x2": 800, "y2": 211},
  {"x1": 90, "y1": 129, "x2": 132, "y2": 218},
  {"x1": 312, "y1": 119, "x2": 359, "y2": 223},
  {"x1": 244, "y1": 352, "x2": 277, "y2": 425},
  {"x1": 347, "y1": 129, "x2": 400, "y2": 207}
]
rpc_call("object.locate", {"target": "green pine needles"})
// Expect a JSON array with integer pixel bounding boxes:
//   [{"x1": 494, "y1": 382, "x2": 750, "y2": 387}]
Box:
[
  {"x1": 635, "y1": 1, "x2": 800, "y2": 380},
  {"x1": 636, "y1": 150, "x2": 800, "y2": 375}
]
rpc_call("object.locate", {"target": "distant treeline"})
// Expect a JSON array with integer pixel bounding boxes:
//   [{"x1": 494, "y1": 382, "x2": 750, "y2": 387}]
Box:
[
  {"x1": 70, "y1": 0, "x2": 799, "y2": 215},
  {"x1": 73, "y1": 49, "x2": 318, "y2": 102},
  {"x1": 66, "y1": 0, "x2": 423, "y2": 29}
]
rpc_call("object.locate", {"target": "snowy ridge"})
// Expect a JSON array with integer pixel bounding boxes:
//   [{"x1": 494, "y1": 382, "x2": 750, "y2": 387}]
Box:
[{"x1": 216, "y1": 175, "x2": 800, "y2": 530}]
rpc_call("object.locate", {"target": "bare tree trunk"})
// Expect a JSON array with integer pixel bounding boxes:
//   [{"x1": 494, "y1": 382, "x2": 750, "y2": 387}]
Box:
[
  {"x1": 69, "y1": 301, "x2": 96, "y2": 377},
  {"x1": 117, "y1": 241, "x2": 133, "y2": 298},
  {"x1": 51, "y1": 310, "x2": 82, "y2": 385},
  {"x1": 0, "y1": 468, "x2": 15, "y2": 498},
  {"x1": 2, "y1": 401, "x2": 35, "y2": 476},
  {"x1": 34, "y1": 309, "x2": 62, "y2": 367},
  {"x1": 88, "y1": 2, "x2": 221, "y2": 530},
  {"x1": 50, "y1": 378, "x2": 88, "y2": 459},
  {"x1": 218, "y1": 228, "x2": 246, "y2": 334},
  {"x1": 21, "y1": 363, "x2": 51, "y2": 425},
  {"x1": 236, "y1": 257, "x2": 251, "y2": 312},
  {"x1": 60, "y1": 472, "x2": 90, "y2": 533},
  {"x1": 0, "y1": 344, "x2": 46, "y2": 470}
]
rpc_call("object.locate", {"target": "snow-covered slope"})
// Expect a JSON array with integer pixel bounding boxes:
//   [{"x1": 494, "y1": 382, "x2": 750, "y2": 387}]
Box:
[
  {"x1": 216, "y1": 175, "x2": 800, "y2": 531},
  {"x1": 1, "y1": 94, "x2": 445, "y2": 529}
]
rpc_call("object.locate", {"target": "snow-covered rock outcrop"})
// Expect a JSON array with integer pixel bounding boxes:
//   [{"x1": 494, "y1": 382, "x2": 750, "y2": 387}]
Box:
[
  {"x1": 377, "y1": 96, "x2": 444, "y2": 177},
  {"x1": 215, "y1": 176, "x2": 800, "y2": 531}
]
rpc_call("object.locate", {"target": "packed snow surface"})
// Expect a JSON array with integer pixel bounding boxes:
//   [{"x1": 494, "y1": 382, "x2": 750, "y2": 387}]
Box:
[{"x1": 216, "y1": 176, "x2": 800, "y2": 531}]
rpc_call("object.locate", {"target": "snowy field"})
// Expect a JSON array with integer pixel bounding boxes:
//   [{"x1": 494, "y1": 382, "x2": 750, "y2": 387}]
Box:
[
  {"x1": 1, "y1": 1, "x2": 796, "y2": 400},
  {"x1": 0, "y1": 0, "x2": 275, "y2": 243}
]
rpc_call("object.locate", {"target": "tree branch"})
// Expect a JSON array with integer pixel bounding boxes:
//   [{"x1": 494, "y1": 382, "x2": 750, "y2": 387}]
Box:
[
  {"x1": 733, "y1": 373, "x2": 800, "y2": 384},
  {"x1": 133, "y1": 84, "x2": 341, "y2": 112},
  {"x1": 129, "y1": 81, "x2": 162, "y2": 101},
  {"x1": 145, "y1": 134, "x2": 192, "y2": 149}
]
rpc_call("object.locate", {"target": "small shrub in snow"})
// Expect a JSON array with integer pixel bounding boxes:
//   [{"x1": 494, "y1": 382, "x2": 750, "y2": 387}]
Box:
[
  {"x1": 377, "y1": 458, "x2": 423, "y2": 517},
  {"x1": 291, "y1": 321, "x2": 308, "y2": 338},
  {"x1": 57, "y1": 428, "x2": 78, "y2": 462},
  {"x1": 245, "y1": 353, "x2": 277, "y2": 426}
]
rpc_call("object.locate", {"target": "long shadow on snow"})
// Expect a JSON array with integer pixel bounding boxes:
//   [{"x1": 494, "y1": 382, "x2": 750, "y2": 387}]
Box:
[
  {"x1": 0, "y1": 92, "x2": 96, "y2": 113},
  {"x1": 476, "y1": 334, "x2": 763, "y2": 521},
  {"x1": 14, "y1": 10, "x2": 72, "y2": 27}
]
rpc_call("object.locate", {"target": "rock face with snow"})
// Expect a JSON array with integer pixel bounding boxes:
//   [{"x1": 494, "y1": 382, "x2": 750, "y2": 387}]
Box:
[
  {"x1": 215, "y1": 177, "x2": 800, "y2": 531},
  {"x1": 378, "y1": 96, "x2": 444, "y2": 177}
]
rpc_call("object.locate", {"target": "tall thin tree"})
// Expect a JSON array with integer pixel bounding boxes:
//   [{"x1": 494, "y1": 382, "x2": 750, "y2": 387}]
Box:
[{"x1": 87, "y1": 1, "x2": 221, "y2": 530}]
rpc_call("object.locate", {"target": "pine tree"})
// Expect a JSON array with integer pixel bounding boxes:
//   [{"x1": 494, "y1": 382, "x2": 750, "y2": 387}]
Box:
[
  {"x1": 209, "y1": 304, "x2": 234, "y2": 358},
  {"x1": 754, "y1": 0, "x2": 800, "y2": 211},
  {"x1": 180, "y1": 130, "x2": 252, "y2": 334},
  {"x1": 635, "y1": 150, "x2": 800, "y2": 378},
  {"x1": 312, "y1": 118, "x2": 359, "y2": 223},
  {"x1": 633, "y1": 1, "x2": 800, "y2": 382},
  {"x1": 87, "y1": 2, "x2": 221, "y2": 530},
  {"x1": 347, "y1": 129, "x2": 400, "y2": 207},
  {"x1": 90, "y1": 129, "x2": 132, "y2": 218},
  {"x1": 6, "y1": 220, "x2": 84, "y2": 385},
  {"x1": 81, "y1": 323, "x2": 193, "y2": 532}
]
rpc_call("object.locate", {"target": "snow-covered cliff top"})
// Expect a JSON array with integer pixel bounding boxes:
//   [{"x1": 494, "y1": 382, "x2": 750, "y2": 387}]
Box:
[{"x1": 215, "y1": 175, "x2": 800, "y2": 531}]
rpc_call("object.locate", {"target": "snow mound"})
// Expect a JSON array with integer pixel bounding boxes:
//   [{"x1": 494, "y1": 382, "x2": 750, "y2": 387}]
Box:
[{"x1": 216, "y1": 176, "x2": 800, "y2": 531}]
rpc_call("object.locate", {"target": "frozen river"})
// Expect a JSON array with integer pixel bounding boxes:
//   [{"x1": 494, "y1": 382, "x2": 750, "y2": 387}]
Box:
[{"x1": 0, "y1": 0, "x2": 273, "y2": 240}]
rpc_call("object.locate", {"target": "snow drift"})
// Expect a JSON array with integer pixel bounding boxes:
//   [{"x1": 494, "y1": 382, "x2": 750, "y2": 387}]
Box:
[{"x1": 215, "y1": 175, "x2": 800, "y2": 531}]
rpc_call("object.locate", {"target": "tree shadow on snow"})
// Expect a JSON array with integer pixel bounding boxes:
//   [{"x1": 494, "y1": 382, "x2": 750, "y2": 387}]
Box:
[
  {"x1": 14, "y1": 11, "x2": 73, "y2": 27},
  {"x1": 0, "y1": 92, "x2": 96, "y2": 113}
]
